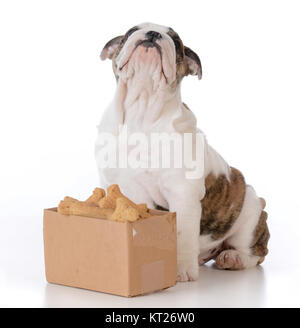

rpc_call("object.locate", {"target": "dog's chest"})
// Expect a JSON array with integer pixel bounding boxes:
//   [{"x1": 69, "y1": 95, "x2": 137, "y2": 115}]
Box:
[{"x1": 137, "y1": 170, "x2": 169, "y2": 209}]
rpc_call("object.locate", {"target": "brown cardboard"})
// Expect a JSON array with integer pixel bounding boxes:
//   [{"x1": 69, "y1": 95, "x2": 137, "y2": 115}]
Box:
[{"x1": 43, "y1": 208, "x2": 177, "y2": 297}]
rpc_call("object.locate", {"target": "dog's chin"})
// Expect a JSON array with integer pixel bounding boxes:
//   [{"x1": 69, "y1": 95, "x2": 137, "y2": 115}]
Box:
[{"x1": 118, "y1": 45, "x2": 168, "y2": 85}]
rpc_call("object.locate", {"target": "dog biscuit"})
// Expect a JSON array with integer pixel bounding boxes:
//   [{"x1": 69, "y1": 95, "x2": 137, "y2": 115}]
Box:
[
  {"x1": 99, "y1": 184, "x2": 150, "y2": 218},
  {"x1": 58, "y1": 184, "x2": 151, "y2": 221},
  {"x1": 137, "y1": 203, "x2": 148, "y2": 212},
  {"x1": 85, "y1": 187, "x2": 106, "y2": 205},
  {"x1": 63, "y1": 196, "x2": 99, "y2": 207},
  {"x1": 58, "y1": 200, "x2": 114, "y2": 220},
  {"x1": 110, "y1": 197, "x2": 140, "y2": 222},
  {"x1": 63, "y1": 196, "x2": 78, "y2": 202}
]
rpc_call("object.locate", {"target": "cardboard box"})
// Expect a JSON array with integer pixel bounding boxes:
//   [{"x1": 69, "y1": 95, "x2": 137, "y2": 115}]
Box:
[{"x1": 43, "y1": 208, "x2": 177, "y2": 297}]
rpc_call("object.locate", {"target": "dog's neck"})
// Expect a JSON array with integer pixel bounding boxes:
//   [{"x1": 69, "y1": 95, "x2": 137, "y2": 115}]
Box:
[{"x1": 113, "y1": 77, "x2": 184, "y2": 132}]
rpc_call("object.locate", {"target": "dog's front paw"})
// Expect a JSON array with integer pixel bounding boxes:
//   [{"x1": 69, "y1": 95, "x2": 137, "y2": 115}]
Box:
[{"x1": 177, "y1": 254, "x2": 199, "y2": 282}]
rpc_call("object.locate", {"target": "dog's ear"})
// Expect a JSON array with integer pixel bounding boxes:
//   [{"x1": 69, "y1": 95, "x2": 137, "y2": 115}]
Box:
[
  {"x1": 184, "y1": 46, "x2": 202, "y2": 80},
  {"x1": 100, "y1": 35, "x2": 123, "y2": 60}
]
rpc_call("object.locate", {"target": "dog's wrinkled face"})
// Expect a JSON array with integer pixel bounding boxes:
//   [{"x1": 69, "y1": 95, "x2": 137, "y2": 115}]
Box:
[{"x1": 100, "y1": 23, "x2": 202, "y2": 87}]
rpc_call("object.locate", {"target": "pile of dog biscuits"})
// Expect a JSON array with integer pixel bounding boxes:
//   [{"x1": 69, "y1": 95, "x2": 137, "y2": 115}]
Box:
[{"x1": 58, "y1": 184, "x2": 151, "y2": 222}]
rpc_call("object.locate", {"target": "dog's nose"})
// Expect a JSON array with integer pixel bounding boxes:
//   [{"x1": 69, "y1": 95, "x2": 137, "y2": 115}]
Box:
[{"x1": 145, "y1": 31, "x2": 162, "y2": 42}]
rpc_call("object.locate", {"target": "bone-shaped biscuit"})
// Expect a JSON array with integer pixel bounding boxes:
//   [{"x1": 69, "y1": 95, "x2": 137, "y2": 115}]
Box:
[
  {"x1": 58, "y1": 200, "x2": 113, "y2": 220},
  {"x1": 58, "y1": 185, "x2": 151, "y2": 222},
  {"x1": 58, "y1": 198, "x2": 140, "y2": 222},
  {"x1": 110, "y1": 197, "x2": 140, "y2": 222},
  {"x1": 99, "y1": 184, "x2": 150, "y2": 218},
  {"x1": 63, "y1": 196, "x2": 97, "y2": 207},
  {"x1": 85, "y1": 187, "x2": 106, "y2": 205},
  {"x1": 63, "y1": 196, "x2": 79, "y2": 202},
  {"x1": 63, "y1": 188, "x2": 105, "y2": 206}
]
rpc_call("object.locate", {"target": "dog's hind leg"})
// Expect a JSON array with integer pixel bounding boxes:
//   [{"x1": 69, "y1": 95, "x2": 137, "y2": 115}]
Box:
[{"x1": 215, "y1": 185, "x2": 270, "y2": 270}]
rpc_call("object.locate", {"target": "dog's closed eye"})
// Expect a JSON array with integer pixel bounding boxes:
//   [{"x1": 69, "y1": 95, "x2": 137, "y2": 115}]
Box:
[{"x1": 124, "y1": 26, "x2": 139, "y2": 40}]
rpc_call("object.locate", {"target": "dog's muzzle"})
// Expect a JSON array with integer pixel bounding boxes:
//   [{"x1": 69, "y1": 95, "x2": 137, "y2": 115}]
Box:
[{"x1": 118, "y1": 30, "x2": 176, "y2": 84}]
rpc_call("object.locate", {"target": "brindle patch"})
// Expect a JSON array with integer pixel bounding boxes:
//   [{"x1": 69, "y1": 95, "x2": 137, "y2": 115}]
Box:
[
  {"x1": 184, "y1": 46, "x2": 202, "y2": 79},
  {"x1": 251, "y1": 210, "x2": 270, "y2": 257},
  {"x1": 200, "y1": 167, "x2": 246, "y2": 240},
  {"x1": 167, "y1": 28, "x2": 185, "y2": 60},
  {"x1": 167, "y1": 28, "x2": 189, "y2": 84},
  {"x1": 107, "y1": 26, "x2": 141, "y2": 77}
]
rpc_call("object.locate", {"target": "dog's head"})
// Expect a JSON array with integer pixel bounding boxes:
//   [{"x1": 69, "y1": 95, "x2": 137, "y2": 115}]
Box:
[{"x1": 100, "y1": 23, "x2": 202, "y2": 88}]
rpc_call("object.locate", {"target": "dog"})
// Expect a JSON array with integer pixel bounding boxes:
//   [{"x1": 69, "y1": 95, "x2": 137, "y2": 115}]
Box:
[{"x1": 95, "y1": 22, "x2": 270, "y2": 281}]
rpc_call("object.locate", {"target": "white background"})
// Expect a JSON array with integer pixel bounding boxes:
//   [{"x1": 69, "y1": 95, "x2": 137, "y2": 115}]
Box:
[{"x1": 0, "y1": 0, "x2": 300, "y2": 307}]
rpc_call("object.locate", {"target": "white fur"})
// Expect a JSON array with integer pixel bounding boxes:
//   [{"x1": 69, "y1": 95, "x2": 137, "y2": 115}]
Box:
[{"x1": 96, "y1": 23, "x2": 263, "y2": 281}]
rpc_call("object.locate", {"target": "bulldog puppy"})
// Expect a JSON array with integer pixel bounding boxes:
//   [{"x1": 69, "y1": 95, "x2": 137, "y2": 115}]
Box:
[{"x1": 96, "y1": 23, "x2": 270, "y2": 281}]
